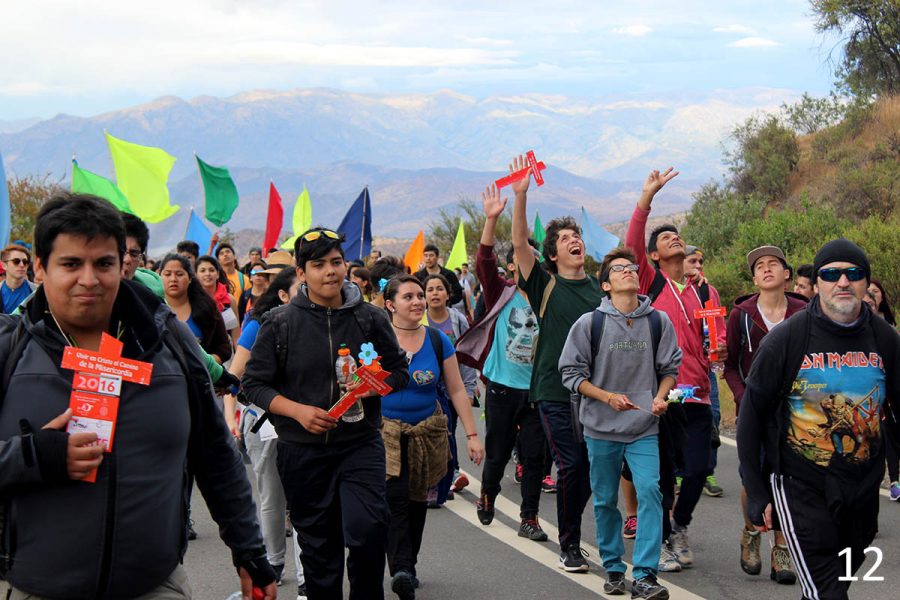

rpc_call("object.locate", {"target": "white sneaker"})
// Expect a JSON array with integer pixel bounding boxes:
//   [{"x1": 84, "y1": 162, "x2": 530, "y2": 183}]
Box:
[
  {"x1": 658, "y1": 544, "x2": 683, "y2": 572},
  {"x1": 670, "y1": 528, "x2": 694, "y2": 567}
]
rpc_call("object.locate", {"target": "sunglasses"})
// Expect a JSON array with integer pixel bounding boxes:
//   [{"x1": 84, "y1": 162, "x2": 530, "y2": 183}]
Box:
[
  {"x1": 5, "y1": 258, "x2": 29, "y2": 266},
  {"x1": 301, "y1": 230, "x2": 340, "y2": 243},
  {"x1": 818, "y1": 267, "x2": 866, "y2": 283},
  {"x1": 250, "y1": 269, "x2": 265, "y2": 276}
]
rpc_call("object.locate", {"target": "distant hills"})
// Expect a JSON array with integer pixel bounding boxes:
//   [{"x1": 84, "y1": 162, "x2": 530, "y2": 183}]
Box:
[{"x1": 0, "y1": 87, "x2": 784, "y2": 248}]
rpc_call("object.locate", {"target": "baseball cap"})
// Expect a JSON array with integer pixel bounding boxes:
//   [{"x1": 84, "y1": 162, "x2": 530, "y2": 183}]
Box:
[{"x1": 746, "y1": 245, "x2": 787, "y2": 274}]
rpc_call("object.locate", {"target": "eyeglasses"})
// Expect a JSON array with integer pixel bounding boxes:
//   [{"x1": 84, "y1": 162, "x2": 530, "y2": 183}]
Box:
[
  {"x1": 818, "y1": 267, "x2": 866, "y2": 283},
  {"x1": 5, "y1": 258, "x2": 29, "y2": 266},
  {"x1": 609, "y1": 264, "x2": 639, "y2": 273},
  {"x1": 125, "y1": 250, "x2": 144, "y2": 260}
]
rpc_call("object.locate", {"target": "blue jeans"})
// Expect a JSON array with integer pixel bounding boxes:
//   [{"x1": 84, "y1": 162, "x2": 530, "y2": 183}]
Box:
[
  {"x1": 586, "y1": 435, "x2": 662, "y2": 580},
  {"x1": 707, "y1": 371, "x2": 720, "y2": 474}
]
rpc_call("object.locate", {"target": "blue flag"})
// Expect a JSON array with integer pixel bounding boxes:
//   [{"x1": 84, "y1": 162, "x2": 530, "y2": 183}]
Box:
[
  {"x1": 0, "y1": 150, "x2": 9, "y2": 247},
  {"x1": 337, "y1": 188, "x2": 372, "y2": 262},
  {"x1": 185, "y1": 209, "x2": 212, "y2": 254},
  {"x1": 581, "y1": 206, "x2": 620, "y2": 261}
]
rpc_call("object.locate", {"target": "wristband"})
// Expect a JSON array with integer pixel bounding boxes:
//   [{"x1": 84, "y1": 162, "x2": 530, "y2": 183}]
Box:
[{"x1": 466, "y1": 433, "x2": 478, "y2": 439}]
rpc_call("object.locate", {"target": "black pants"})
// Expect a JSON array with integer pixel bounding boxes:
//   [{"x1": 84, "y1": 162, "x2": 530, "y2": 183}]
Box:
[
  {"x1": 672, "y1": 403, "x2": 711, "y2": 528},
  {"x1": 277, "y1": 433, "x2": 390, "y2": 600},
  {"x1": 480, "y1": 381, "x2": 544, "y2": 518},
  {"x1": 386, "y1": 435, "x2": 429, "y2": 577},
  {"x1": 886, "y1": 436, "x2": 899, "y2": 482},
  {"x1": 539, "y1": 400, "x2": 591, "y2": 549},
  {"x1": 772, "y1": 474, "x2": 879, "y2": 600}
]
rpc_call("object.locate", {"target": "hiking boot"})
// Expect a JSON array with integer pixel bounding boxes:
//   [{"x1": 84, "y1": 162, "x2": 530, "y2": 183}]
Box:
[
  {"x1": 670, "y1": 527, "x2": 693, "y2": 567},
  {"x1": 391, "y1": 569, "x2": 416, "y2": 600},
  {"x1": 518, "y1": 518, "x2": 549, "y2": 542},
  {"x1": 770, "y1": 544, "x2": 797, "y2": 585},
  {"x1": 740, "y1": 528, "x2": 762, "y2": 575},
  {"x1": 451, "y1": 473, "x2": 469, "y2": 493},
  {"x1": 631, "y1": 574, "x2": 670, "y2": 599},
  {"x1": 558, "y1": 544, "x2": 590, "y2": 572},
  {"x1": 658, "y1": 544, "x2": 682, "y2": 573},
  {"x1": 603, "y1": 571, "x2": 627, "y2": 595},
  {"x1": 623, "y1": 515, "x2": 637, "y2": 539},
  {"x1": 476, "y1": 493, "x2": 495, "y2": 525},
  {"x1": 890, "y1": 481, "x2": 900, "y2": 502},
  {"x1": 541, "y1": 475, "x2": 557, "y2": 493},
  {"x1": 514, "y1": 462, "x2": 523, "y2": 484},
  {"x1": 703, "y1": 475, "x2": 723, "y2": 497}
]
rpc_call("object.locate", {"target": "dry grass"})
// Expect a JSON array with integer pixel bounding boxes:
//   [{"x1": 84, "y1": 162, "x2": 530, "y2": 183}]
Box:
[{"x1": 716, "y1": 372, "x2": 737, "y2": 429}]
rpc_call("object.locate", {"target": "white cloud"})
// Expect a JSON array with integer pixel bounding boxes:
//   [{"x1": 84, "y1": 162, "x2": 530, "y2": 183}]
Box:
[
  {"x1": 613, "y1": 25, "x2": 653, "y2": 37},
  {"x1": 713, "y1": 25, "x2": 756, "y2": 35},
  {"x1": 729, "y1": 37, "x2": 782, "y2": 48}
]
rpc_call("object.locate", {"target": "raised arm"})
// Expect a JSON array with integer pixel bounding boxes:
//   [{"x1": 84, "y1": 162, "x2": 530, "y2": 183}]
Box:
[
  {"x1": 477, "y1": 183, "x2": 509, "y2": 310},
  {"x1": 509, "y1": 154, "x2": 536, "y2": 281},
  {"x1": 625, "y1": 167, "x2": 680, "y2": 292}
]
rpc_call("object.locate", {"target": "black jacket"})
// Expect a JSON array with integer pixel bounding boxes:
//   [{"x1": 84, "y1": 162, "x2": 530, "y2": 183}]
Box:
[
  {"x1": 242, "y1": 282, "x2": 409, "y2": 445},
  {"x1": 0, "y1": 280, "x2": 264, "y2": 599},
  {"x1": 415, "y1": 266, "x2": 464, "y2": 307}
]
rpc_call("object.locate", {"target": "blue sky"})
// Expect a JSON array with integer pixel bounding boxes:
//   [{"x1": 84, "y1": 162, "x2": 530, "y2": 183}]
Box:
[{"x1": 0, "y1": 0, "x2": 839, "y2": 120}]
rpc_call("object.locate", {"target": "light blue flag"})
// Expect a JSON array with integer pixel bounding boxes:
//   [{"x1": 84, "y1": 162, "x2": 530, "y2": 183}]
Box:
[
  {"x1": 0, "y1": 150, "x2": 9, "y2": 246},
  {"x1": 581, "y1": 206, "x2": 620, "y2": 261},
  {"x1": 185, "y1": 208, "x2": 212, "y2": 254}
]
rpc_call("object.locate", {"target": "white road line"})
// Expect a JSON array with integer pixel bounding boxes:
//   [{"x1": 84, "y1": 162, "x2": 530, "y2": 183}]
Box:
[
  {"x1": 719, "y1": 434, "x2": 894, "y2": 500},
  {"x1": 445, "y1": 470, "x2": 706, "y2": 600}
]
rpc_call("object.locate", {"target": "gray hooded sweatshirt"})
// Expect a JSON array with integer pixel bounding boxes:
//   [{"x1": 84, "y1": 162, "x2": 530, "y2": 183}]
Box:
[{"x1": 559, "y1": 295, "x2": 682, "y2": 442}]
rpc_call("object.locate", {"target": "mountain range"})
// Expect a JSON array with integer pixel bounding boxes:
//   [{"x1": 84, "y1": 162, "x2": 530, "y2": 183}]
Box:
[{"x1": 0, "y1": 87, "x2": 784, "y2": 246}]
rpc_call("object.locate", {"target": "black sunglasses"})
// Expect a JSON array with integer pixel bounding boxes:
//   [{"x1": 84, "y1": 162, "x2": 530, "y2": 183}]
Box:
[{"x1": 818, "y1": 267, "x2": 866, "y2": 283}]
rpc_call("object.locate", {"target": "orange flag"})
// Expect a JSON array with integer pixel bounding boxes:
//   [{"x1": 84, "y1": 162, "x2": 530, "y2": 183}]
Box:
[{"x1": 404, "y1": 231, "x2": 425, "y2": 273}]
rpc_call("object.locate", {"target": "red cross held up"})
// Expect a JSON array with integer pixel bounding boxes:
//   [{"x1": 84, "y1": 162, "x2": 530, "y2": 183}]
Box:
[
  {"x1": 495, "y1": 150, "x2": 547, "y2": 189},
  {"x1": 694, "y1": 300, "x2": 727, "y2": 362}
]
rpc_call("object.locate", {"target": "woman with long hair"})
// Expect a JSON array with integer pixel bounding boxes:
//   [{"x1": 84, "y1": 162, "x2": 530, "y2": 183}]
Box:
[
  {"x1": 238, "y1": 261, "x2": 269, "y2": 322},
  {"x1": 195, "y1": 255, "x2": 240, "y2": 337},
  {"x1": 222, "y1": 266, "x2": 306, "y2": 596},
  {"x1": 868, "y1": 279, "x2": 896, "y2": 326},
  {"x1": 380, "y1": 274, "x2": 484, "y2": 599},
  {"x1": 160, "y1": 253, "x2": 232, "y2": 363},
  {"x1": 350, "y1": 266, "x2": 375, "y2": 302},
  {"x1": 216, "y1": 242, "x2": 248, "y2": 298}
]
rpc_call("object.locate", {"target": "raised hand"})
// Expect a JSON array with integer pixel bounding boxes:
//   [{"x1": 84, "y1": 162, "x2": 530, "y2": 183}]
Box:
[
  {"x1": 641, "y1": 167, "x2": 680, "y2": 200},
  {"x1": 510, "y1": 154, "x2": 532, "y2": 195},
  {"x1": 482, "y1": 183, "x2": 508, "y2": 220}
]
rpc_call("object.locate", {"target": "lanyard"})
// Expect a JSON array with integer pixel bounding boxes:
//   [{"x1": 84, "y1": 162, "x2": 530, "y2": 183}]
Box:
[{"x1": 664, "y1": 278, "x2": 692, "y2": 325}]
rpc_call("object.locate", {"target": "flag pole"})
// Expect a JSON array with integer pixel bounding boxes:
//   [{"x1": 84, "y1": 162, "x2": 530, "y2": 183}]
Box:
[
  {"x1": 359, "y1": 187, "x2": 368, "y2": 261},
  {"x1": 193, "y1": 152, "x2": 205, "y2": 225},
  {"x1": 184, "y1": 207, "x2": 193, "y2": 241}
]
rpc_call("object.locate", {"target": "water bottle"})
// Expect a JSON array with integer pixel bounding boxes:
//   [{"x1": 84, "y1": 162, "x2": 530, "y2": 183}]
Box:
[{"x1": 335, "y1": 345, "x2": 363, "y2": 423}]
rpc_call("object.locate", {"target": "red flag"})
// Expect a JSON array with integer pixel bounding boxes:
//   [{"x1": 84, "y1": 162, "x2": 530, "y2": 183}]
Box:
[{"x1": 263, "y1": 181, "x2": 284, "y2": 257}]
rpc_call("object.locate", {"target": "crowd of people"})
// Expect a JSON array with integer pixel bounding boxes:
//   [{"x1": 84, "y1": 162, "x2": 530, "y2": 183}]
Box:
[{"x1": 0, "y1": 154, "x2": 897, "y2": 600}]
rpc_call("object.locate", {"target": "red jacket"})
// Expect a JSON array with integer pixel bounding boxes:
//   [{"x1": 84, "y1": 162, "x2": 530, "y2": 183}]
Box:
[
  {"x1": 723, "y1": 291, "x2": 808, "y2": 413},
  {"x1": 625, "y1": 205, "x2": 725, "y2": 404}
]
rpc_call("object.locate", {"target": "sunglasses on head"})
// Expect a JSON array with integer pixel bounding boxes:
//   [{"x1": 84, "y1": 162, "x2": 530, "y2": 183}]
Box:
[
  {"x1": 297, "y1": 229, "x2": 341, "y2": 252},
  {"x1": 5, "y1": 258, "x2": 29, "y2": 266},
  {"x1": 818, "y1": 267, "x2": 866, "y2": 283},
  {"x1": 250, "y1": 268, "x2": 265, "y2": 276}
]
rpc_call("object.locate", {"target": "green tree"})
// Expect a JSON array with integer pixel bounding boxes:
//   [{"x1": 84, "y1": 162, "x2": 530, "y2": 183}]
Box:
[
  {"x1": 845, "y1": 212, "x2": 900, "y2": 315},
  {"x1": 428, "y1": 196, "x2": 512, "y2": 263},
  {"x1": 726, "y1": 114, "x2": 799, "y2": 201},
  {"x1": 680, "y1": 182, "x2": 767, "y2": 258},
  {"x1": 781, "y1": 92, "x2": 845, "y2": 134},
  {"x1": 811, "y1": 0, "x2": 900, "y2": 96},
  {"x1": 6, "y1": 174, "x2": 64, "y2": 245}
]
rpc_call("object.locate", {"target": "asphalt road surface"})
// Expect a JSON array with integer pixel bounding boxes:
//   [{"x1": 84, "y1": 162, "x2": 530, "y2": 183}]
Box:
[{"x1": 185, "y1": 418, "x2": 898, "y2": 599}]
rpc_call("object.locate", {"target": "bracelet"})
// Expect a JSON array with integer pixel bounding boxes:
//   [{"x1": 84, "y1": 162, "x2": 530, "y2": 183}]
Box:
[
  {"x1": 606, "y1": 392, "x2": 614, "y2": 404},
  {"x1": 466, "y1": 433, "x2": 479, "y2": 439}
]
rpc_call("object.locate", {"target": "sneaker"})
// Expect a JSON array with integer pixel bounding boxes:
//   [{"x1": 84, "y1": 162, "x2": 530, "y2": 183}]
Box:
[
  {"x1": 658, "y1": 544, "x2": 682, "y2": 572},
  {"x1": 670, "y1": 527, "x2": 693, "y2": 567},
  {"x1": 703, "y1": 475, "x2": 724, "y2": 497},
  {"x1": 770, "y1": 544, "x2": 797, "y2": 585},
  {"x1": 514, "y1": 462, "x2": 523, "y2": 484},
  {"x1": 631, "y1": 574, "x2": 670, "y2": 599},
  {"x1": 603, "y1": 571, "x2": 627, "y2": 595},
  {"x1": 391, "y1": 569, "x2": 416, "y2": 600},
  {"x1": 187, "y1": 519, "x2": 197, "y2": 541},
  {"x1": 558, "y1": 544, "x2": 590, "y2": 573},
  {"x1": 297, "y1": 583, "x2": 308, "y2": 600},
  {"x1": 674, "y1": 476, "x2": 682, "y2": 495},
  {"x1": 476, "y1": 493, "x2": 495, "y2": 525},
  {"x1": 518, "y1": 518, "x2": 549, "y2": 542},
  {"x1": 890, "y1": 481, "x2": 900, "y2": 501},
  {"x1": 451, "y1": 473, "x2": 469, "y2": 493},
  {"x1": 740, "y1": 528, "x2": 762, "y2": 575},
  {"x1": 541, "y1": 475, "x2": 557, "y2": 493},
  {"x1": 623, "y1": 515, "x2": 637, "y2": 539},
  {"x1": 271, "y1": 562, "x2": 284, "y2": 586}
]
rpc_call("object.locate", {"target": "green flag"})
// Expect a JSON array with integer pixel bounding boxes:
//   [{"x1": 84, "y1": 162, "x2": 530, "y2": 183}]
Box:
[
  {"x1": 106, "y1": 132, "x2": 179, "y2": 223},
  {"x1": 72, "y1": 161, "x2": 132, "y2": 213},
  {"x1": 196, "y1": 155, "x2": 239, "y2": 226},
  {"x1": 281, "y1": 186, "x2": 313, "y2": 249},
  {"x1": 443, "y1": 220, "x2": 467, "y2": 271},
  {"x1": 534, "y1": 211, "x2": 546, "y2": 246}
]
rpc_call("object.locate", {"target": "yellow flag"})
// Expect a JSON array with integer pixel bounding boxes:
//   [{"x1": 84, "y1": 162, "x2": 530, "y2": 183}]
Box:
[
  {"x1": 105, "y1": 133, "x2": 179, "y2": 223},
  {"x1": 443, "y1": 220, "x2": 467, "y2": 271},
  {"x1": 281, "y1": 186, "x2": 313, "y2": 249}
]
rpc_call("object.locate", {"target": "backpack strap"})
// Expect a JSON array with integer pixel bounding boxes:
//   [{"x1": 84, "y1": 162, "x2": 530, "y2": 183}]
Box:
[
  {"x1": 649, "y1": 309, "x2": 661, "y2": 361},
  {"x1": 589, "y1": 310, "x2": 606, "y2": 373},
  {"x1": 426, "y1": 326, "x2": 444, "y2": 381},
  {"x1": 538, "y1": 275, "x2": 556, "y2": 321},
  {"x1": 697, "y1": 282, "x2": 710, "y2": 306},
  {"x1": 647, "y1": 269, "x2": 666, "y2": 303}
]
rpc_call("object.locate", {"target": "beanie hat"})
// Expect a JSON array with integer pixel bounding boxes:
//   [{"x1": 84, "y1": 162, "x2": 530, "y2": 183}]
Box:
[{"x1": 812, "y1": 238, "x2": 870, "y2": 283}]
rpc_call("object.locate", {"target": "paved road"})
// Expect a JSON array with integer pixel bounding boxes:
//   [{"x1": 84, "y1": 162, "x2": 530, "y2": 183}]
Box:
[{"x1": 186, "y1": 419, "x2": 899, "y2": 599}]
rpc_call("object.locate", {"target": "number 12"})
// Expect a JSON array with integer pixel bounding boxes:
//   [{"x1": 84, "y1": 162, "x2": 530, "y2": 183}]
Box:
[{"x1": 838, "y1": 547, "x2": 883, "y2": 581}]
